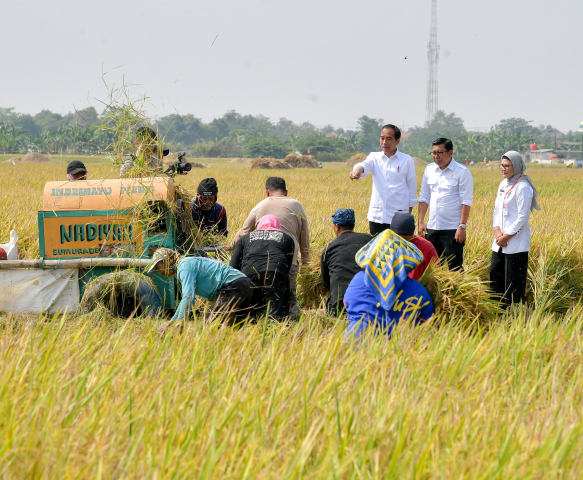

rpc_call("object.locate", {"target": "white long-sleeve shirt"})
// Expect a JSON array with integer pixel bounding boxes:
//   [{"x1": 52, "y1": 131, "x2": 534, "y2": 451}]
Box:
[
  {"x1": 492, "y1": 180, "x2": 533, "y2": 254},
  {"x1": 354, "y1": 150, "x2": 417, "y2": 224},
  {"x1": 418, "y1": 159, "x2": 474, "y2": 230}
]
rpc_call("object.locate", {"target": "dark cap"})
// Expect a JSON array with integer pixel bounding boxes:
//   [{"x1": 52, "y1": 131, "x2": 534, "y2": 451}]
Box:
[
  {"x1": 197, "y1": 178, "x2": 218, "y2": 196},
  {"x1": 331, "y1": 208, "x2": 355, "y2": 227},
  {"x1": 153, "y1": 145, "x2": 170, "y2": 157},
  {"x1": 391, "y1": 211, "x2": 415, "y2": 236},
  {"x1": 67, "y1": 160, "x2": 87, "y2": 175}
]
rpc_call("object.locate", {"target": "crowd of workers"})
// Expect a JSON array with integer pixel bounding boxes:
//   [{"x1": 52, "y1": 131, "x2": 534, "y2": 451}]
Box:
[{"x1": 66, "y1": 123, "x2": 540, "y2": 340}]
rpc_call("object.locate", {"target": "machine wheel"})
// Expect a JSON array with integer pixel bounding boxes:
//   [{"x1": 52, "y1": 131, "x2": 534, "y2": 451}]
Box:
[{"x1": 80, "y1": 271, "x2": 163, "y2": 318}]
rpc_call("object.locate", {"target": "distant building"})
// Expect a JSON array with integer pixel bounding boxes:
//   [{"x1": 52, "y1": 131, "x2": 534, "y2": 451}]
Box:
[
  {"x1": 578, "y1": 121, "x2": 583, "y2": 133},
  {"x1": 542, "y1": 128, "x2": 564, "y2": 138},
  {"x1": 325, "y1": 132, "x2": 338, "y2": 138},
  {"x1": 525, "y1": 149, "x2": 557, "y2": 163}
]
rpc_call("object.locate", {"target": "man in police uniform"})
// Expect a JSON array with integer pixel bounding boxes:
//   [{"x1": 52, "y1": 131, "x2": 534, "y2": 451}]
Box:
[{"x1": 418, "y1": 138, "x2": 474, "y2": 270}]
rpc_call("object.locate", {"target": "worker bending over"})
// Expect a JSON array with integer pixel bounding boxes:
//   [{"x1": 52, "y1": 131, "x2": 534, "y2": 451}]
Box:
[
  {"x1": 230, "y1": 215, "x2": 295, "y2": 320},
  {"x1": 150, "y1": 248, "x2": 252, "y2": 336}
]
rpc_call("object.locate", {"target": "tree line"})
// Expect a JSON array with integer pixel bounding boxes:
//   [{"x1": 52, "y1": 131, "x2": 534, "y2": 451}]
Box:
[{"x1": 0, "y1": 106, "x2": 579, "y2": 162}]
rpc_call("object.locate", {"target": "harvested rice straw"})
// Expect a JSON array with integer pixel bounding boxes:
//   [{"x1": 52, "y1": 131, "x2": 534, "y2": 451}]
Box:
[
  {"x1": 297, "y1": 247, "x2": 328, "y2": 309},
  {"x1": 418, "y1": 263, "x2": 504, "y2": 325},
  {"x1": 346, "y1": 153, "x2": 367, "y2": 169}
]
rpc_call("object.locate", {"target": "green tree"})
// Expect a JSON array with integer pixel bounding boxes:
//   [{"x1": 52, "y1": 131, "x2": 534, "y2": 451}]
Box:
[
  {"x1": 0, "y1": 123, "x2": 26, "y2": 153},
  {"x1": 156, "y1": 114, "x2": 208, "y2": 146},
  {"x1": 357, "y1": 116, "x2": 384, "y2": 152},
  {"x1": 496, "y1": 118, "x2": 535, "y2": 135},
  {"x1": 425, "y1": 111, "x2": 465, "y2": 134},
  {"x1": 335, "y1": 132, "x2": 361, "y2": 153},
  {"x1": 33, "y1": 110, "x2": 65, "y2": 132},
  {"x1": 291, "y1": 134, "x2": 336, "y2": 155},
  {"x1": 244, "y1": 136, "x2": 288, "y2": 158},
  {"x1": 320, "y1": 124, "x2": 335, "y2": 135}
]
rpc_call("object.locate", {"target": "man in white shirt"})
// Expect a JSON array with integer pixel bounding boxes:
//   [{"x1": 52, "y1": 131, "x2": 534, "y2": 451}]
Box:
[
  {"x1": 418, "y1": 138, "x2": 474, "y2": 270},
  {"x1": 349, "y1": 124, "x2": 418, "y2": 235}
]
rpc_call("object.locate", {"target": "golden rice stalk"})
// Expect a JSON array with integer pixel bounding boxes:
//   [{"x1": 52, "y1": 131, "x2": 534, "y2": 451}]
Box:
[
  {"x1": 418, "y1": 263, "x2": 504, "y2": 325},
  {"x1": 79, "y1": 269, "x2": 161, "y2": 318},
  {"x1": 297, "y1": 248, "x2": 328, "y2": 309}
]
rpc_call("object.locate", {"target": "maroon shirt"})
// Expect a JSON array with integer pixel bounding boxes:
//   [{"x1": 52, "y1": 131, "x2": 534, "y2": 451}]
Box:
[{"x1": 409, "y1": 235, "x2": 440, "y2": 280}]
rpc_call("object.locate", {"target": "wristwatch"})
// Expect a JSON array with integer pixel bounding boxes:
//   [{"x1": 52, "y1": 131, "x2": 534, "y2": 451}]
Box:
[{"x1": 459, "y1": 223, "x2": 466, "y2": 229}]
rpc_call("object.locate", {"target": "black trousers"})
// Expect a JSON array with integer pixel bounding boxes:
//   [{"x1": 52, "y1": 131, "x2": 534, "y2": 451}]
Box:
[
  {"x1": 326, "y1": 299, "x2": 346, "y2": 317},
  {"x1": 490, "y1": 249, "x2": 529, "y2": 306},
  {"x1": 426, "y1": 229, "x2": 465, "y2": 271},
  {"x1": 248, "y1": 271, "x2": 290, "y2": 320},
  {"x1": 206, "y1": 276, "x2": 253, "y2": 325},
  {"x1": 369, "y1": 221, "x2": 391, "y2": 236}
]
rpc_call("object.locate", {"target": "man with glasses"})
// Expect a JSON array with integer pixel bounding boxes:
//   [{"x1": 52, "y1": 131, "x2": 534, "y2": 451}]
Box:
[
  {"x1": 418, "y1": 138, "x2": 474, "y2": 270},
  {"x1": 349, "y1": 124, "x2": 418, "y2": 236}
]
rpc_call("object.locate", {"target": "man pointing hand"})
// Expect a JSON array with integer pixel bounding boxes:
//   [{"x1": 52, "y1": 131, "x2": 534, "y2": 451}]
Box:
[{"x1": 350, "y1": 124, "x2": 417, "y2": 236}]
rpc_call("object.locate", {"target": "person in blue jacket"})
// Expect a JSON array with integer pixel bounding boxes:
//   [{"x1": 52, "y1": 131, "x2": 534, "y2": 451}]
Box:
[
  {"x1": 343, "y1": 229, "x2": 434, "y2": 341},
  {"x1": 149, "y1": 248, "x2": 252, "y2": 336}
]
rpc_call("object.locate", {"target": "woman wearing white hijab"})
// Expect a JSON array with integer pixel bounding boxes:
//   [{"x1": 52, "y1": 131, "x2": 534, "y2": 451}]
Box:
[{"x1": 490, "y1": 151, "x2": 540, "y2": 306}]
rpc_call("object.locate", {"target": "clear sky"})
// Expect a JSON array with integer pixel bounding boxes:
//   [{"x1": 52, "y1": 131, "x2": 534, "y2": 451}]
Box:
[{"x1": 2, "y1": 0, "x2": 582, "y2": 132}]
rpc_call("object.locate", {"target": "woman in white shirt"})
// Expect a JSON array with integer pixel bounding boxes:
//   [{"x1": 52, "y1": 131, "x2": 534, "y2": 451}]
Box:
[{"x1": 490, "y1": 151, "x2": 541, "y2": 306}]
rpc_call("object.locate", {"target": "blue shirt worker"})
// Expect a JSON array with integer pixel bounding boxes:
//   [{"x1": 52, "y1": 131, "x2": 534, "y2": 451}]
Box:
[
  {"x1": 149, "y1": 248, "x2": 252, "y2": 335},
  {"x1": 349, "y1": 124, "x2": 418, "y2": 236},
  {"x1": 343, "y1": 230, "x2": 434, "y2": 341},
  {"x1": 418, "y1": 137, "x2": 474, "y2": 271},
  {"x1": 191, "y1": 178, "x2": 228, "y2": 236}
]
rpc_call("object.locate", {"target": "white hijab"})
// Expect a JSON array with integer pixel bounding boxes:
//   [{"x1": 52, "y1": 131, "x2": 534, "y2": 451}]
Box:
[{"x1": 502, "y1": 151, "x2": 541, "y2": 211}]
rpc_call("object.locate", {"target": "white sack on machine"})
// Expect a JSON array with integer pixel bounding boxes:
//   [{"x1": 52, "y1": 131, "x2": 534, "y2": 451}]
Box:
[
  {"x1": 0, "y1": 268, "x2": 79, "y2": 314},
  {"x1": 0, "y1": 230, "x2": 18, "y2": 260}
]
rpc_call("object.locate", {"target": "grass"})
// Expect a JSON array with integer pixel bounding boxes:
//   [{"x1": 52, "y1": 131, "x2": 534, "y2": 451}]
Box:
[{"x1": 1, "y1": 158, "x2": 583, "y2": 477}]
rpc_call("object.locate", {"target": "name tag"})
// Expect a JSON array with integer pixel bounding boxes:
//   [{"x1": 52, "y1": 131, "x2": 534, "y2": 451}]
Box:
[{"x1": 503, "y1": 203, "x2": 509, "y2": 216}]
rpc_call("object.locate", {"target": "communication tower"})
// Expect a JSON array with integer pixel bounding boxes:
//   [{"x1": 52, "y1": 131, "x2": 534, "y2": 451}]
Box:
[{"x1": 426, "y1": 0, "x2": 440, "y2": 124}]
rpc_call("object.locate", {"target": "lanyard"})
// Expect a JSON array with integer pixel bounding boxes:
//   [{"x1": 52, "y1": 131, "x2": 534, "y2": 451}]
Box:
[{"x1": 504, "y1": 173, "x2": 522, "y2": 200}]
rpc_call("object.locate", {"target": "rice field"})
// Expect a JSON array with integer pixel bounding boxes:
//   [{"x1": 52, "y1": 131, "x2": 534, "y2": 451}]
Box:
[{"x1": 1, "y1": 157, "x2": 583, "y2": 478}]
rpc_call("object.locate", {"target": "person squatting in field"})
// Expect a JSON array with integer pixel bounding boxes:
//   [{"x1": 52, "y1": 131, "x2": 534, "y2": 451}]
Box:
[
  {"x1": 349, "y1": 124, "x2": 418, "y2": 236},
  {"x1": 343, "y1": 229, "x2": 434, "y2": 340},
  {"x1": 320, "y1": 208, "x2": 372, "y2": 316},
  {"x1": 418, "y1": 138, "x2": 474, "y2": 271},
  {"x1": 390, "y1": 211, "x2": 440, "y2": 280},
  {"x1": 226, "y1": 176, "x2": 310, "y2": 320},
  {"x1": 150, "y1": 248, "x2": 252, "y2": 336},
  {"x1": 230, "y1": 215, "x2": 295, "y2": 320},
  {"x1": 490, "y1": 151, "x2": 540, "y2": 306},
  {"x1": 191, "y1": 178, "x2": 228, "y2": 236}
]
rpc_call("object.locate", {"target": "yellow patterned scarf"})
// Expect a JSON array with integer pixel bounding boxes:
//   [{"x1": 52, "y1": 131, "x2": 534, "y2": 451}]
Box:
[{"x1": 355, "y1": 229, "x2": 423, "y2": 310}]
